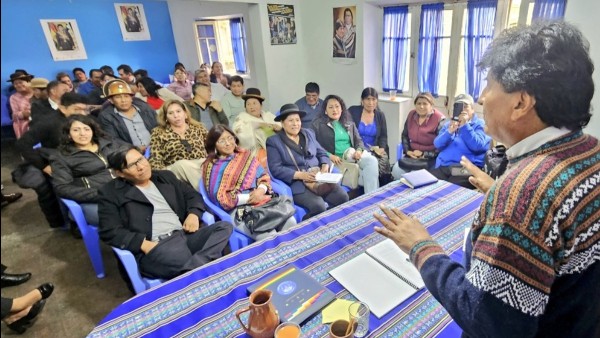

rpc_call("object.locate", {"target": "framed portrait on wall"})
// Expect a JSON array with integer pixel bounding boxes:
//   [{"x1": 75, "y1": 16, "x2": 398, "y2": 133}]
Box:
[
  {"x1": 40, "y1": 19, "x2": 87, "y2": 61},
  {"x1": 333, "y1": 6, "x2": 357, "y2": 62},
  {"x1": 267, "y1": 4, "x2": 297, "y2": 45},
  {"x1": 114, "y1": 3, "x2": 151, "y2": 41}
]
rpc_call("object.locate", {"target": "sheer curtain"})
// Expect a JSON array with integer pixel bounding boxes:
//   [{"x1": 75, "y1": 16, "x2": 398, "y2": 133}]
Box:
[
  {"x1": 382, "y1": 6, "x2": 409, "y2": 92},
  {"x1": 418, "y1": 3, "x2": 444, "y2": 95},
  {"x1": 230, "y1": 18, "x2": 247, "y2": 73},
  {"x1": 465, "y1": 0, "x2": 496, "y2": 101},
  {"x1": 532, "y1": 0, "x2": 566, "y2": 21}
]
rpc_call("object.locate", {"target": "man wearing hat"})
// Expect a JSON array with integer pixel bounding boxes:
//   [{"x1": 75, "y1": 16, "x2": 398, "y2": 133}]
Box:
[
  {"x1": 429, "y1": 93, "x2": 491, "y2": 188},
  {"x1": 232, "y1": 88, "x2": 280, "y2": 168},
  {"x1": 7, "y1": 71, "x2": 34, "y2": 138},
  {"x1": 98, "y1": 79, "x2": 157, "y2": 152}
]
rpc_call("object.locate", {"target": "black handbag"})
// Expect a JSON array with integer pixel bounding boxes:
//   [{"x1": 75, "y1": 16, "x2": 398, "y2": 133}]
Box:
[
  {"x1": 484, "y1": 145, "x2": 508, "y2": 179},
  {"x1": 235, "y1": 194, "x2": 296, "y2": 235}
]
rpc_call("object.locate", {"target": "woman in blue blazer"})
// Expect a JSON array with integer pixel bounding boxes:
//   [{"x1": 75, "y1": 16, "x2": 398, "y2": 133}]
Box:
[{"x1": 266, "y1": 104, "x2": 348, "y2": 220}]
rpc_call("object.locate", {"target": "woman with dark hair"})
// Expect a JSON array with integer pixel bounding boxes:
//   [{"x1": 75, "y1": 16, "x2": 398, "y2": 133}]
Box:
[
  {"x1": 168, "y1": 66, "x2": 193, "y2": 101},
  {"x1": 7, "y1": 70, "x2": 34, "y2": 138},
  {"x1": 311, "y1": 95, "x2": 379, "y2": 193},
  {"x1": 348, "y1": 87, "x2": 392, "y2": 185},
  {"x1": 201, "y1": 124, "x2": 296, "y2": 240},
  {"x1": 209, "y1": 62, "x2": 231, "y2": 89},
  {"x1": 50, "y1": 115, "x2": 124, "y2": 225},
  {"x1": 137, "y1": 77, "x2": 183, "y2": 111}
]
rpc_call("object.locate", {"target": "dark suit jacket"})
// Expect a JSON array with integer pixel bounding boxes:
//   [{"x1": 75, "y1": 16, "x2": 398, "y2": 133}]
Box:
[
  {"x1": 98, "y1": 101, "x2": 157, "y2": 145},
  {"x1": 97, "y1": 170, "x2": 206, "y2": 255},
  {"x1": 266, "y1": 129, "x2": 330, "y2": 194},
  {"x1": 348, "y1": 105, "x2": 389, "y2": 155}
]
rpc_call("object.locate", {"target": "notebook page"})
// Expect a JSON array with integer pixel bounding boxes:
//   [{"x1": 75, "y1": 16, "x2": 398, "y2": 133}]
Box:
[{"x1": 366, "y1": 239, "x2": 425, "y2": 289}]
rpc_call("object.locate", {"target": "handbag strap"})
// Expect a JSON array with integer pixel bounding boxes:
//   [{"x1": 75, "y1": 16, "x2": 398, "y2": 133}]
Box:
[{"x1": 283, "y1": 144, "x2": 302, "y2": 172}]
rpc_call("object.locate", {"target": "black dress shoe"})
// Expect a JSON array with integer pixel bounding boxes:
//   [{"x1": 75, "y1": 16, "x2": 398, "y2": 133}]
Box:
[
  {"x1": 1, "y1": 272, "x2": 32, "y2": 288},
  {"x1": 1, "y1": 192, "x2": 23, "y2": 205},
  {"x1": 37, "y1": 283, "x2": 54, "y2": 299},
  {"x1": 7, "y1": 299, "x2": 47, "y2": 334}
]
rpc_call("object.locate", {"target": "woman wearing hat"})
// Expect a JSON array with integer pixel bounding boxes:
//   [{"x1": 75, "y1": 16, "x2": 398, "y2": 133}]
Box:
[
  {"x1": 232, "y1": 88, "x2": 280, "y2": 168},
  {"x1": 202, "y1": 124, "x2": 296, "y2": 240},
  {"x1": 267, "y1": 104, "x2": 348, "y2": 220},
  {"x1": 392, "y1": 92, "x2": 446, "y2": 179},
  {"x1": 7, "y1": 71, "x2": 34, "y2": 138}
]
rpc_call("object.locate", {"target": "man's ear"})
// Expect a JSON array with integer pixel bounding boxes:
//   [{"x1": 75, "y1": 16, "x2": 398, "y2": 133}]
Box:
[
  {"x1": 114, "y1": 169, "x2": 125, "y2": 178},
  {"x1": 511, "y1": 91, "x2": 536, "y2": 122}
]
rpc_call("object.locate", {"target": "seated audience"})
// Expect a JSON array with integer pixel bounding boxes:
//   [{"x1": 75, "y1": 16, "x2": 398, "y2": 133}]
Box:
[
  {"x1": 98, "y1": 79, "x2": 157, "y2": 152},
  {"x1": 117, "y1": 64, "x2": 136, "y2": 87},
  {"x1": 15, "y1": 92, "x2": 90, "y2": 229},
  {"x1": 348, "y1": 87, "x2": 392, "y2": 185},
  {"x1": 429, "y1": 94, "x2": 491, "y2": 188},
  {"x1": 136, "y1": 77, "x2": 182, "y2": 111},
  {"x1": 168, "y1": 65, "x2": 193, "y2": 101},
  {"x1": 29, "y1": 78, "x2": 50, "y2": 119},
  {"x1": 72, "y1": 67, "x2": 88, "y2": 93},
  {"x1": 209, "y1": 61, "x2": 231, "y2": 89},
  {"x1": 233, "y1": 88, "x2": 280, "y2": 168},
  {"x1": 98, "y1": 145, "x2": 233, "y2": 280},
  {"x1": 55, "y1": 72, "x2": 74, "y2": 92},
  {"x1": 77, "y1": 69, "x2": 101, "y2": 96},
  {"x1": 187, "y1": 83, "x2": 228, "y2": 130},
  {"x1": 311, "y1": 95, "x2": 379, "y2": 193},
  {"x1": 202, "y1": 124, "x2": 297, "y2": 240},
  {"x1": 195, "y1": 69, "x2": 228, "y2": 101},
  {"x1": 7, "y1": 71, "x2": 34, "y2": 138},
  {"x1": 1, "y1": 276, "x2": 54, "y2": 334},
  {"x1": 51, "y1": 115, "x2": 124, "y2": 225},
  {"x1": 149, "y1": 100, "x2": 208, "y2": 189},
  {"x1": 267, "y1": 104, "x2": 348, "y2": 220},
  {"x1": 294, "y1": 82, "x2": 324, "y2": 125},
  {"x1": 174, "y1": 62, "x2": 195, "y2": 82},
  {"x1": 374, "y1": 21, "x2": 600, "y2": 338},
  {"x1": 100, "y1": 65, "x2": 114, "y2": 76},
  {"x1": 31, "y1": 80, "x2": 68, "y2": 125},
  {"x1": 87, "y1": 70, "x2": 109, "y2": 106},
  {"x1": 220, "y1": 75, "x2": 245, "y2": 125},
  {"x1": 392, "y1": 92, "x2": 446, "y2": 179}
]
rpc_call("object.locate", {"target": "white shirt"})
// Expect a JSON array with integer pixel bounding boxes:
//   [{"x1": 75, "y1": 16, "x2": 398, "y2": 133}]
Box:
[{"x1": 506, "y1": 126, "x2": 571, "y2": 159}]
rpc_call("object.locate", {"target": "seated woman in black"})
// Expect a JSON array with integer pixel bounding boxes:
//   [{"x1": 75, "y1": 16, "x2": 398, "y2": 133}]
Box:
[
  {"x1": 266, "y1": 103, "x2": 348, "y2": 220},
  {"x1": 51, "y1": 115, "x2": 124, "y2": 225}
]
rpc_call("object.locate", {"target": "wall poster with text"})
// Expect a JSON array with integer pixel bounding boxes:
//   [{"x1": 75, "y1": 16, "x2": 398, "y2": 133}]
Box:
[{"x1": 268, "y1": 4, "x2": 297, "y2": 45}]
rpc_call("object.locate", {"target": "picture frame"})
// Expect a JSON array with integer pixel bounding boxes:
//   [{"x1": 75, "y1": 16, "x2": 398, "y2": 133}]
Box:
[
  {"x1": 40, "y1": 19, "x2": 87, "y2": 61},
  {"x1": 333, "y1": 6, "x2": 357, "y2": 62},
  {"x1": 267, "y1": 4, "x2": 297, "y2": 45},
  {"x1": 114, "y1": 3, "x2": 151, "y2": 41}
]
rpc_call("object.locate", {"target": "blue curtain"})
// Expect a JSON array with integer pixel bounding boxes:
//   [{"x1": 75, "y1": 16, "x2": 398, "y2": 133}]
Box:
[
  {"x1": 532, "y1": 0, "x2": 566, "y2": 22},
  {"x1": 382, "y1": 6, "x2": 410, "y2": 92},
  {"x1": 230, "y1": 18, "x2": 247, "y2": 73},
  {"x1": 465, "y1": 0, "x2": 496, "y2": 101},
  {"x1": 417, "y1": 3, "x2": 444, "y2": 95}
]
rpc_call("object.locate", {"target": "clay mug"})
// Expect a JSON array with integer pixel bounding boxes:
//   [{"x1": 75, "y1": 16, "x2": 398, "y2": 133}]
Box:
[{"x1": 236, "y1": 289, "x2": 280, "y2": 338}]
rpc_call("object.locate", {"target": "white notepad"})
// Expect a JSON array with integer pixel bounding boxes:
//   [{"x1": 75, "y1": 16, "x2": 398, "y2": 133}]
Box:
[
  {"x1": 315, "y1": 172, "x2": 343, "y2": 184},
  {"x1": 329, "y1": 239, "x2": 425, "y2": 318}
]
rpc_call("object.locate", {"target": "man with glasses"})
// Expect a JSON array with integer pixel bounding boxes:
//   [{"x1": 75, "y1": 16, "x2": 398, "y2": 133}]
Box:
[
  {"x1": 294, "y1": 82, "x2": 323, "y2": 125},
  {"x1": 98, "y1": 145, "x2": 233, "y2": 280},
  {"x1": 15, "y1": 93, "x2": 91, "y2": 229}
]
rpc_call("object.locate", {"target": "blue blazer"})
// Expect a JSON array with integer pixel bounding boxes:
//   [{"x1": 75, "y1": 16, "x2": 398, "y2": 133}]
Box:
[{"x1": 266, "y1": 129, "x2": 331, "y2": 194}]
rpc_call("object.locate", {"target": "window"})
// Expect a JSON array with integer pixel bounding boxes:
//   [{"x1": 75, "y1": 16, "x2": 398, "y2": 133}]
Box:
[
  {"x1": 507, "y1": 0, "x2": 535, "y2": 27},
  {"x1": 195, "y1": 18, "x2": 248, "y2": 75},
  {"x1": 437, "y1": 9, "x2": 454, "y2": 96}
]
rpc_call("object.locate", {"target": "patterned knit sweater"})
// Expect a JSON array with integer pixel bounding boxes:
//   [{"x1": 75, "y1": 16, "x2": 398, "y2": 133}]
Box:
[{"x1": 410, "y1": 131, "x2": 600, "y2": 337}]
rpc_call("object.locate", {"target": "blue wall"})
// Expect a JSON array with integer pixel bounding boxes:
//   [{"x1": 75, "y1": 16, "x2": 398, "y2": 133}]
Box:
[{"x1": 1, "y1": 0, "x2": 178, "y2": 93}]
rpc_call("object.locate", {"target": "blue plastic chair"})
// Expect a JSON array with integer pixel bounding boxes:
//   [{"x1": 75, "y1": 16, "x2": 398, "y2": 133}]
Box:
[
  {"x1": 144, "y1": 146, "x2": 151, "y2": 159},
  {"x1": 112, "y1": 212, "x2": 215, "y2": 294},
  {"x1": 198, "y1": 178, "x2": 254, "y2": 251},
  {"x1": 60, "y1": 198, "x2": 105, "y2": 278}
]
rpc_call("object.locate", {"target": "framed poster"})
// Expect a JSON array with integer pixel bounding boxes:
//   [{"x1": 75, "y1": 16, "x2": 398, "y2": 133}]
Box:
[
  {"x1": 40, "y1": 19, "x2": 87, "y2": 61},
  {"x1": 333, "y1": 6, "x2": 357, "y2": 60},
  {"x1": 267, "y1": 4, "x2": 296, "y2": 45},
  {"x1": 114, "y1": 3, "x2": 151, "y2": 41}
]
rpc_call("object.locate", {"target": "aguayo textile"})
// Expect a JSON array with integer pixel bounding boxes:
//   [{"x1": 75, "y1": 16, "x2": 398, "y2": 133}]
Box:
[{"x1": 90, "y1": 181, "x2": 483, "y2": 338}]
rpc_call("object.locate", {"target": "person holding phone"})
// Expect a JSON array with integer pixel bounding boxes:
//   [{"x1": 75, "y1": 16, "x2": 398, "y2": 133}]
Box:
[{"x1": 428, "y1": 94, "x2": 491, "y2": 188}]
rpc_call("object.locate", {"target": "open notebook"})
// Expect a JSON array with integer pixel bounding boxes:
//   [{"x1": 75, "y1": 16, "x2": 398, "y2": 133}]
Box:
[
  {"x1": 315, "y1": 172, "x2": 343, "y2": 184},
  {"x1": 329, "y1": 239, "x2": 425, "y2": 318}
]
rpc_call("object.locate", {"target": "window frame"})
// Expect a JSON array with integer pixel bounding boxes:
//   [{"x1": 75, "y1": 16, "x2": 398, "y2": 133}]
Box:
[{"x1": 193, "y1": 17, "x2": 249, "y2": 76}]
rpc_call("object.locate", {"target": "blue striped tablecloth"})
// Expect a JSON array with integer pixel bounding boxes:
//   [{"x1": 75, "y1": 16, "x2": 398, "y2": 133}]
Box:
[{"x1": 89, "y1": 180, "x2": 483, "y2": 338}]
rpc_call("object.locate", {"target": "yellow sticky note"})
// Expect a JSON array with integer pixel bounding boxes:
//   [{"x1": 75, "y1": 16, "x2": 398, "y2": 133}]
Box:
[{"x1": 321, "y1": 299, "x2": 353, "y2": 324}]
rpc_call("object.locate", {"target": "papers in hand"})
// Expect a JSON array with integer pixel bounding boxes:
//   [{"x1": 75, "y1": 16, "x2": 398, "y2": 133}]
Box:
[
  {"x1": 329, "y1": 239, "x2": 425, "y2": 318},
  {"x1": 315, "y1": 172, "x2": 343, "y2": 184},
  {"x1": 400, "y1": 169, "x2": 438, "y2": 189}
]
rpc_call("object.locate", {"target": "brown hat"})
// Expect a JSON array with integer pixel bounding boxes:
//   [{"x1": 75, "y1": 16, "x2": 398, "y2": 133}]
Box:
[
  {"x1": 104, "y1": 79, "x2": 133, "y2": 97},
  {"x1": 30, "y1": 77, "x2": 49, "y2": 89},
  {"x1": 414, "y1": 92, "x2": 435, "y2": 105},
  {"x1": 242, "y1": 88, "x2": 265, "y2": 103},
  {"x1": 7, "y1": 71, "x2": 34, "y2": 83}
]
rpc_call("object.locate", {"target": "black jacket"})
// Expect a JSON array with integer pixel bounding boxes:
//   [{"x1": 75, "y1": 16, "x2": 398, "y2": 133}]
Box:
[
  {"x1": 98, "y1": 101, "x2": 157, "y2": 145},
  {"x1": 310, "y1": 114, "x2": 365, "y2": 156},
  {"x1": 50, "y1": 137, "x2": 124, "y2": 203},
  {"x1": 348, "y1": 105, "x2": 389, "y2": 155},
  {"x1": 16, "y1": 111, "x2": 67, "y2": 169},
  {"x1": 98, "y1": 170, "x2": 206, "y2": 255},
  {"x1": 186, "y1": 101, "x2": 229, "y2": 127}
]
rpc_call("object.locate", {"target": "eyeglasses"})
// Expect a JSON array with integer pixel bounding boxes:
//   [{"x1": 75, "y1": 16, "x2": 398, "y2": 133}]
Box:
[
  {"x1": 180, "y1": 139, "x2": 193, "y2": 152},
  {"x1": 216, "y1": 136, "x2": 236, "y2": 146},
  {"x1": 125, "y1": 156, "x2": 147, "y2": 169}
]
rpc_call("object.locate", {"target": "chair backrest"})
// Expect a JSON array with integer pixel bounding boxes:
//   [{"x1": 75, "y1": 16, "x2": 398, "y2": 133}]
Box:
[
  {"x1": 144, "y1": 146, "x2": 151, "y2": 159},
  {"x1": 1, "y1": 94, "x2": 11, "y2": 127}
]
